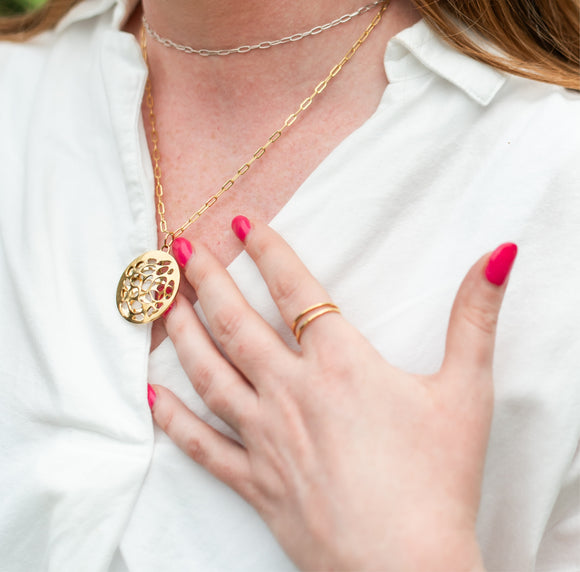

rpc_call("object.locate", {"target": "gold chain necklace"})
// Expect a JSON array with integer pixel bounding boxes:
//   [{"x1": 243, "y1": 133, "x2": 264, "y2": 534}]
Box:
[{"x1": 116, "y1": 1, "x2": 388, "y2": 324}]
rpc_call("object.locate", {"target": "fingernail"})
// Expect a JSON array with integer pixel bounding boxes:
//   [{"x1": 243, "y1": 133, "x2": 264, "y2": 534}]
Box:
[
  {"x1": 231, "y1": 215, "x2": 252, "y2": 242},
  {"x1": 163, "y1": 303, "x2": 174, "y2": 318},
  {"x1": 147, "y1": 383, "x2": 157, "y2": 409},
  {"x1": 172, "y1": 237, "x2": 193, "y2": 268},
  {"x1": 485, "y1": 243, "x2": 518, "y2": 286}
]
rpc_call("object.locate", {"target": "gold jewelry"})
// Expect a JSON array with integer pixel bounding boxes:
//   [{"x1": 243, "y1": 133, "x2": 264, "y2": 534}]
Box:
[
  {"x1": 142, "y1": 2, "x2": 386, "y2": 57},
  {"x1": 116, "y1": 2, "x2": 389, "y2": 324},
  {"x1": 293, "y1": 303, "x2": 341, "y2": 343}
]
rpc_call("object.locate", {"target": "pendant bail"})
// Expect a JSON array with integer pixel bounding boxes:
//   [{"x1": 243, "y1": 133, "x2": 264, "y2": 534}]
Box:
[{"x1": 162, "y1": 232, "x2": 176, "y2": 252}]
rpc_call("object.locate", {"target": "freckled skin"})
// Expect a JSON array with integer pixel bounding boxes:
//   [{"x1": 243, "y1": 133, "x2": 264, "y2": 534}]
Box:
[{"x1": 123, "y1": 1, "x2": 422, "y2": 350}]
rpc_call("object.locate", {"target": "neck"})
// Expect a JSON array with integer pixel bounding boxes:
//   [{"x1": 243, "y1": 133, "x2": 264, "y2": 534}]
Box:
[
  {"x1": 123, "y1": 0, "x2": 421, "y2": 136},
  {"x1": 139, "y1": 0, "x2": 382, "y2": 52},
  {"x1": 127, "y1": 0, "x2": 421, "y2": 92}
]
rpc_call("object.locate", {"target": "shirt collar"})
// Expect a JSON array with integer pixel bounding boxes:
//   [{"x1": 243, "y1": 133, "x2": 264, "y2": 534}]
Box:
[
  {"x1": 55, "y1": 0, "x2": 138, "y2": 33},
  {"x1": 56, "y1": 0, "x2": 506, "y2": 106},
  {"x1": 384, "y1": 19, "x2": 506, "y2": 106}
]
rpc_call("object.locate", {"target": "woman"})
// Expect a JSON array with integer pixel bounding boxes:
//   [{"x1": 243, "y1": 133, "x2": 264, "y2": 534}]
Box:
[{"x1": 0, "y1": 0, "x2": 578, "y2": 570}]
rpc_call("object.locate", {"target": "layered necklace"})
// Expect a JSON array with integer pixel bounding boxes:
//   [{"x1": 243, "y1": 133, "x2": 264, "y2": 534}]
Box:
[
  {"x1": 142, "y1": 1, "x2": 386, "y2": 56},
  {"x1": 116, "y1": 1, "x2": 389, "y2": 324}
]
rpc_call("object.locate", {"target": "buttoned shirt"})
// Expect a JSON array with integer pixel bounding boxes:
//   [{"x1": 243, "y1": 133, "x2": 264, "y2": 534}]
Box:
[{"x1": 1, "y1": 0, "x2": 579, "y2": 570}]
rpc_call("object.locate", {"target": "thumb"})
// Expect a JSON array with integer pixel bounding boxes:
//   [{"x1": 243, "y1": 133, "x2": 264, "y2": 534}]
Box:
[{"x1": 443, "y1": 243, "x2": 518, "y2": 377}]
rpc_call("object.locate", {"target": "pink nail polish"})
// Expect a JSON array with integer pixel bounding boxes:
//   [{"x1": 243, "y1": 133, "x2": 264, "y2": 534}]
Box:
[
  {"x1": 147, "y1": 384, "x2": 157, "y2": 409},
  {"x1": 485, "y1": 243, "x2": 518, "y2": 286},
  {"x1": 172, "y1": 237, "x2": 193, "y2": 268},
  {"x1": 231, "y1": 215, "x2": 252, "y2": 242}
]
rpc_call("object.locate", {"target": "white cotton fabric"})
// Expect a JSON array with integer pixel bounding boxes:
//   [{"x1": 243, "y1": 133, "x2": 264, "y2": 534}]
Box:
[{"x1": 1, "y1": 0, "x2": 579, "y2": 570}]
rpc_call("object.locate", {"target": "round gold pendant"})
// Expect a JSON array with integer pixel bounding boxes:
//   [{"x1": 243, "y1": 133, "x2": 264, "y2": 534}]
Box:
[{"x1": 116, "y1": 250, "x2": 180, "y2": 324}]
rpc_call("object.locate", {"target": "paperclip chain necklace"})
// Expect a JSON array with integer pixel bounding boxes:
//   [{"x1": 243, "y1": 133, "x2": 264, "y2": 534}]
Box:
[
  {"x1": 143, "y1": 1, "x2": 385, "y2": 57},
  {"x1": 116, "y1": 1, "x2": 388, "y2": 324}
]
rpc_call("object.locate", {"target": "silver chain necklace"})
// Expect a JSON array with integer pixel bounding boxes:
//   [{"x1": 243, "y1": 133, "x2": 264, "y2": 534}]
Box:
[{"x1": 142, "y1": 1, "x2": 386, "y2": 57}]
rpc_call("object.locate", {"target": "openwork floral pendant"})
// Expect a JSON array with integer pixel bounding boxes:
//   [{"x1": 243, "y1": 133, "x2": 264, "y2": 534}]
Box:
[{"x1": 116, "y1": 250, "x2": 180, "y2": 324}]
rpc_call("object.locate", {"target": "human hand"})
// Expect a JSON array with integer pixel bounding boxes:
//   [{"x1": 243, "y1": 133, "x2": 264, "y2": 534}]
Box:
[{"x1": 148, "y1": 217, "x2": 517, "y2": 572}]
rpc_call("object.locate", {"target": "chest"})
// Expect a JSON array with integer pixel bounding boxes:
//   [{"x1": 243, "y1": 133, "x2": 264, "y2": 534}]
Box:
[
  {"x1": 145, "y1": 102, "x2": 379, "y2": 263},
  {"x1": 143, "y1": 93, "x2": 384, "y2": 347}
]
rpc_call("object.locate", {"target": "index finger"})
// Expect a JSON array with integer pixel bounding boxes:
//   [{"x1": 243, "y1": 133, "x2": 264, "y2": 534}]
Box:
[{"x1": 231, "y1": 216, "x2": 344, "y2": 344}]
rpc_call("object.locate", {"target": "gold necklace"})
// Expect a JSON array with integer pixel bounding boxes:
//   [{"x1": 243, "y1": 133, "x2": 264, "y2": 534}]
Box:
[{"x1": 116, "y1": 1, "x2": 388, "y2": 324}]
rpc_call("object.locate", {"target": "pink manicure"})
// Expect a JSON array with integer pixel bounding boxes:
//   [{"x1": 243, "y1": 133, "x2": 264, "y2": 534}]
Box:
[
  {"x1": 485, "y1": 243, "x2": 518, "y2": 286},
  {"x1": 172, "y1": 237, "x2": 193, "y2": 268},
  {"x1": 231, "y1": 215, "x2": 252, "y2": 242},
  {"x1": 147, "y1": 384, "x2": 157, "y2": 409}
]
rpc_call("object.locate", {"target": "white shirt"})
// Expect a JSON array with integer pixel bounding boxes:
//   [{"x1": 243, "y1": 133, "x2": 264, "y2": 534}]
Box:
[{"x1": 1, "y1": 0, "x2": 579, "y2": 570}]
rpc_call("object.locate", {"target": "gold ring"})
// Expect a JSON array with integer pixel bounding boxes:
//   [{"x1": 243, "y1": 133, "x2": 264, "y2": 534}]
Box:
[{"x1": 292, "y1": 302, "x2": 341, "y2": 343}]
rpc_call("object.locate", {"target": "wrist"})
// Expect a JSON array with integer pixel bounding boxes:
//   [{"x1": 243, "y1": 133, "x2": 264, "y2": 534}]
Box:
[{"x1": 339, "y1": 527, "x2": 485, "y2": 572}]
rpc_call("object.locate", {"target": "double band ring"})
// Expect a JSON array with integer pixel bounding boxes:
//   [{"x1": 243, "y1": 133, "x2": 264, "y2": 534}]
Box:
[{"x1": 292, "y1": 302, "x2": 341, "y2": 343}]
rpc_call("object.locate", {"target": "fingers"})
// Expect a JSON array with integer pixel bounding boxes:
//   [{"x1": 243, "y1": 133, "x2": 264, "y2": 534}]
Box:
[
  {"x1": 231, "y1": 216, "x2": 345, "y2": 346},
  {"x1": 164, "y1": 294, "x2": 258, "y2": 432},
  {"x1": 148, "y1": 384, "x2": 254, "y2": 500},
  {"x1": 443, "y1": 243, "x2": 518, "y2": 378},
  {"x1": 171, "y1": 237, "x2": 295, "y2": 384}
]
